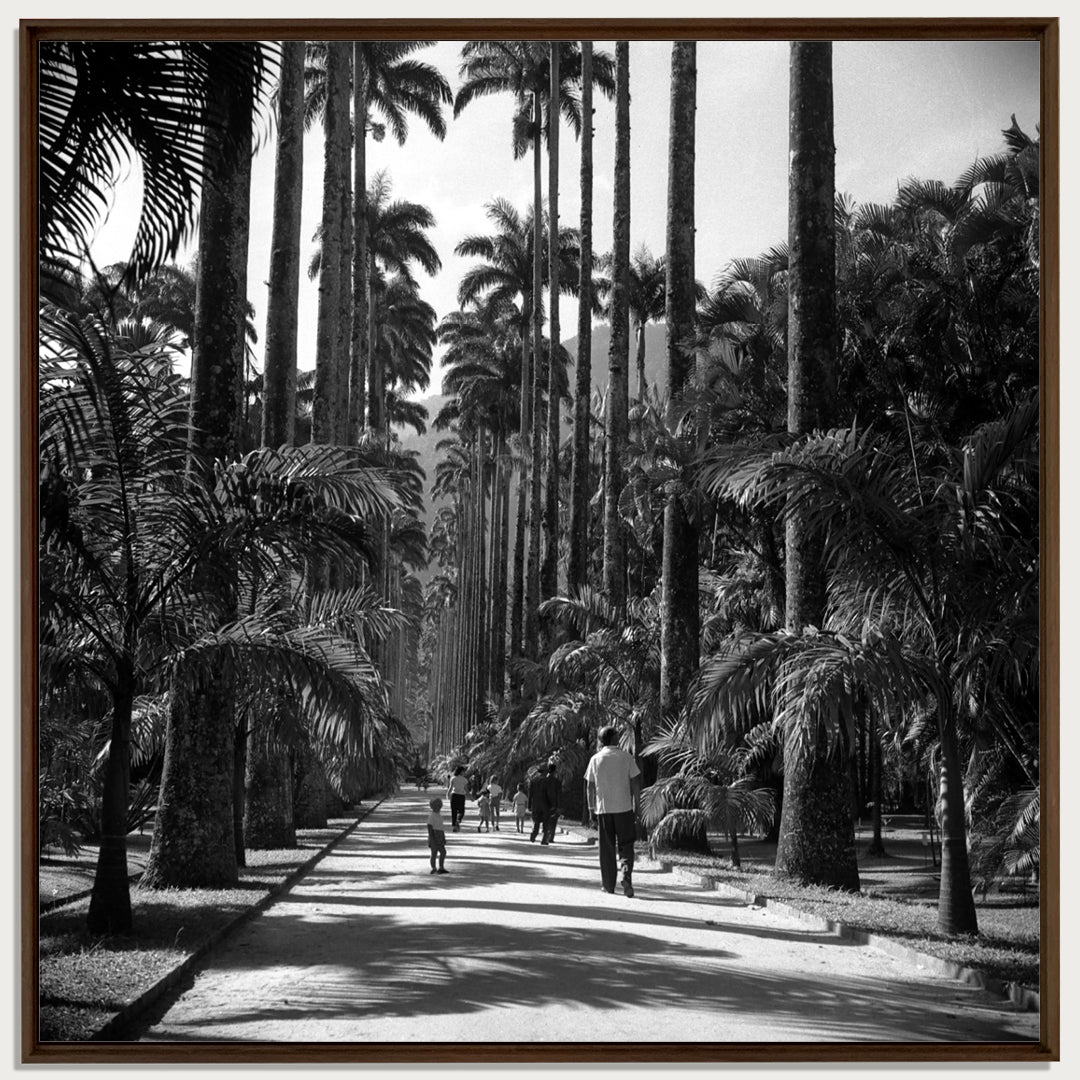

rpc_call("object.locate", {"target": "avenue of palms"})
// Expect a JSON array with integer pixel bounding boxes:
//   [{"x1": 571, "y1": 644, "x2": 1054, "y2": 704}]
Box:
[{"x1": 37, "y1": 36, "x2": 1040, "y2": 950}]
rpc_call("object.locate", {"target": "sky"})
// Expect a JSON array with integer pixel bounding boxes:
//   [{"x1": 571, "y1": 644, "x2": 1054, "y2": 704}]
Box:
[{"x1": 88, "y1": 37, "x2": 1040, "y2": 395}]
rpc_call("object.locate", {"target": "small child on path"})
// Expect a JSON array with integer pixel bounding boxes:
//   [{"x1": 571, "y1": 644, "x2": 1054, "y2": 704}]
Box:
[
  {"x1": 476, "y1": 789, "x2": 492, "y2": 832},
  {"x1": 427, "y1": 797, "x2": 448, "y2": 874},
  {"x1": 512, "y1": 784, "x2": 528, "y2": 833}
]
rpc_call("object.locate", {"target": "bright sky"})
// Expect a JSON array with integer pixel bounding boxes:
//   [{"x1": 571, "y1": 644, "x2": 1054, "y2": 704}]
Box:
[{"x1": 89, "y1": 38, "x2": 1040, "y2": 393}]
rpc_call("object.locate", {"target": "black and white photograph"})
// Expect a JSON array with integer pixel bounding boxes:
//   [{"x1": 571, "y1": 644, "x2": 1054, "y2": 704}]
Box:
[{"x1": 23, "y1": 19, "x2": 1055, "y2": 1062}]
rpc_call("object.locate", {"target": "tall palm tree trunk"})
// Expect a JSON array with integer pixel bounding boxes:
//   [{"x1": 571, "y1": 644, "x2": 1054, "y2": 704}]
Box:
[
  {"x1": 147, "y1": 46, "x2": 255, "y2": 891},
  {"x1": 335, "y1": 92, "x2": 354, "y2": 444},
  {"x1": 660, "y1": 41, "x2": 700, "y2": 746},
  {"x1": 312, "y1": 41, "x2": 350, "y2": 445},
  {"x1": 510, "y1": 312, "x2": 531, "y2": 692},
  {"x1": 542, "y1": 43, "x2": 561, "y2": 605},
  {"x1": 569, "y1": 40, "x2": 594, "y2": 594},
  {"x1": 635, "y1": 321, "x2": 647, "y2": 403},
  {"x1": 526, "y1": 92, "x2": 545, "y2": 659},
  {"x1": 774, "y1": 40, "x2": 859, "y2": 893},
  {"x1": 603, "y1": 42, "x2": 630, "y2": 616},
  {"x1": 262, "y1": 39, "x2": 304, "y2": 449},
  {"x1": 349, "y1": 44, "x2": 369, "y2": 441},
  {"x1": 493, "y1": 438, "x2": 511, "y2": 697}
]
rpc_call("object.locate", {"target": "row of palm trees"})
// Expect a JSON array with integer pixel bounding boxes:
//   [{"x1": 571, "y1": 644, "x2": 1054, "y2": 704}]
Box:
[
  {"x1": 36, "y1": 35, "x2": 1040, "y2": 943},
  {"x1": 37, "y1": 39, "x2": 457, "y2": 933},
  {"x1": 421, "y1": 44, "x2": 1040, "y2": 937}
]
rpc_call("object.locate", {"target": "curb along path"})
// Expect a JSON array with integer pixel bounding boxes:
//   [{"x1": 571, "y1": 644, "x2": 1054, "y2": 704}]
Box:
[
  {"x1": 556, "y1": 819, "x2": 1039, "y2": 1016},
  {"x1": 95, "y1": 799, "x2": 385, "y2": 1040},
  {"x1": 133, "y1": 792, "x2": 1039, "y2": 1045}
]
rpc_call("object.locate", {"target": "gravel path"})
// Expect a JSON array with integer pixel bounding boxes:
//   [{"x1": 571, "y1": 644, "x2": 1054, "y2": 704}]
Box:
[{"x1": 138, "y1": 792, "x2": 1039, "y2": 1045}]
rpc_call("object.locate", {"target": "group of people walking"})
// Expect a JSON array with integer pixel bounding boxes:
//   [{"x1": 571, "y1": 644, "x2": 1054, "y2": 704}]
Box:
[{"x1": 423, "y1": 725, "x2": 642, "y2": 897}]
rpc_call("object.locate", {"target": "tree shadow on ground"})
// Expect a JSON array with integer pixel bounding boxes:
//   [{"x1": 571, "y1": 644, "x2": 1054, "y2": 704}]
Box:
[{"x1": 127, "y1": 910, "x2": 1035, "y2": 1045}]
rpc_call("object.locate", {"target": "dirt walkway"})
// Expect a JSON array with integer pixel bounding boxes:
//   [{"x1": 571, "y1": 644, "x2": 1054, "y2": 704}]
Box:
[{"x1": 136, "y1": 792, "x2": 1038, "y2": 1044}]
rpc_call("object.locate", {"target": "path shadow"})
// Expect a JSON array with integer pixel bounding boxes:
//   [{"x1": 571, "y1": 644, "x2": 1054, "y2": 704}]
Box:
[{"x1": 129, "y1": 911, "x2": 1034, "y2": 1045}]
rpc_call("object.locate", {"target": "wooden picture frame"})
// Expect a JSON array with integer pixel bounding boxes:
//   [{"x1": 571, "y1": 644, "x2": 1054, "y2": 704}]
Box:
[{"x1": 19, "y1": 16, "x2": 1059, "y2": 1064}]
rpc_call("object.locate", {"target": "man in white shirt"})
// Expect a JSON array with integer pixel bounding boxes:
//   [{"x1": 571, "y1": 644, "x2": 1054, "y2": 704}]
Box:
[{"x1": 584, "y1": 725, "x2": 642, "y2": 897}]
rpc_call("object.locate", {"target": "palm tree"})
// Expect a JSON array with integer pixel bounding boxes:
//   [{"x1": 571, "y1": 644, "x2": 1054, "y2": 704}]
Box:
[
  {"x1": 308, "y1": 172, "x2": 440, "y2": 438},
  {"x1": 347, "y1": 42, "x2": 452, "y2": 441},
  {"x1": 603, "y1": 41, "x2": 631, "y2": 616},
  {"x1": 438, "y1": 298, "x2": 523, "y2": 700},
  {"x1": 312, "y1": 41, "x2": 351, "y2": 446},
  {"x1": 542, "y1": 43, "x2": 562, "y2": 604},
  {"x1": 150, "y1": 42, "x2": 263, "y2": 891},
  {"x1": 364, "y1": 174, "x2": 441, "y2": 435},
  {"x1": 263, "y1": 39, "x2": 305, "y2": 450},
  {"x1": 454, "y1": 199, "x2": 584, "y2": 676},
  {"x1": 696, "y1": 396, "x2": 1038, "y2": 934},
  {"x1": 370, "y1": 267, "x2": 438, "y2": 423},
  {"x1": 775, "y1": 40, "x2": 859, "y2": 893},
  {"x1": 38, "y1": 310, "x2": 402, "y2": 927},
  {"x1": 456, "y1": 41, "x2": 615, "y2": 658},
  {"x1": 629, "y1": 246, "x2": 668, "y2": 402},
  {"x1": 38, "y1": 41, "x2": 274, "y2": 288},
  {"x1": 569, "y1": 40, "x2": 595, "y2": 594},
  {"x1": 660, "y1": 41, "x2": 700, "y2": 746}
]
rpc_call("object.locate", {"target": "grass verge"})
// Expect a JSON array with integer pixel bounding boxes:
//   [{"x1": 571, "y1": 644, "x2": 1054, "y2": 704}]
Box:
[{"x1": 38, "y1": 818, "x2": 361, "y2": 1042}]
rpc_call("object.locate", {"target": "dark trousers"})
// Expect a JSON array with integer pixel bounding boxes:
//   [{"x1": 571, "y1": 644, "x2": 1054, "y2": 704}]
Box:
[
  {"x1": 597, "y1": 811, "x2": 636, "y2": 892},
  {"x1": 429, "y1": 835, "x2": 446, "y2": 870},
  {"x1": 450, "y1": 793, "x2": 466, "y2": 829},
  {"x1": 529, "y1": 809, "x2": 547, "y2": 841}
]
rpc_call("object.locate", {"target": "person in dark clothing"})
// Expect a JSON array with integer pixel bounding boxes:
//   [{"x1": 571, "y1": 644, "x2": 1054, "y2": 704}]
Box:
[{"x1": 528, "y1": 763, "x2": 560, "y2": 845}]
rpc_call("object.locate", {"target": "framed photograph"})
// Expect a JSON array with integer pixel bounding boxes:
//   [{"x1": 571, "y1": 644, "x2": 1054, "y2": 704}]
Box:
[{"x1": 20, "y1": 16, "x2": 1058, "y2": 1064}]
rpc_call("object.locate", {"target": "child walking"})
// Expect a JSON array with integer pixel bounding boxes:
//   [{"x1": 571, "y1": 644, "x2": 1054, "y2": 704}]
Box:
[
  {"x1": 476, "y1": 789, "x2": 492, "y2": 832},
  {"x1": 427, "y1": 797, "x2": 448, "y2": 874},
  {"x1": 512, "y1": 783, "x2": 528, "y2": 833}
]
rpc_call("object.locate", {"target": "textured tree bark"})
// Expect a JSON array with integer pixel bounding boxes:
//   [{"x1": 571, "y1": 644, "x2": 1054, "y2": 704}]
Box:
[
  {"x1": 568, "y1": 40, "x2": 594, "y2": 595},
  {"x1": 510, "y1": 311, "x2": 531, "y2": 693},
  {"x1": 635, "y1": 321, "x2": 647, "y2": 403},
  {"x1": 312, "y1": 41, "x2": 349, "y2": 445},
  {"x1": 603, "y1": 42, "x2": 630, "y2": 616},
  {"x1": 232, "y1": 717, "x2": 247, "y2": 867},
  {"x1": 86, "y1": 672, "x2": 133, "y2": 932},
  {"x1": 937, "y1": 705, "x2": 979, "y2": 933},
  {"x1": 244, "y1": 721, "x2": 296, "y2": 849},
  {"x1": 152, "y1": 45, "x2": 254, "y2": 891},
  {"x1": 335, "y1": 86, "x2": 353, "y2": 445},
  {"x1": 660, "y1": 40, "x2": 699, "y2": 729},
  {"x1": 491, "y1": 436, "x2": 511, "y2": 698},
  {"x1": 541, "y1": 43, "x2": 561, "y2": 606},
  {"x1": 293, "y1": 743, "x2": 329, "y2": 829},
  {"x1": 144, "y1": 670, "x2": 238, "y2": 887},
  {"x1": 349, "y1": 44, "x2": 369, "y2": 442},
  {"x1": 262, "y1": 39, "x2": 304, "y2": 450},
  {"x1": 525, "y1": 92, "x2": 545, "y2": 659},
  {"x1": 774, "y1": 40, "x2": 860, "y2": 893},
  {"x1": 187, "y1": 51, "x2": 253, "y2": 467}
]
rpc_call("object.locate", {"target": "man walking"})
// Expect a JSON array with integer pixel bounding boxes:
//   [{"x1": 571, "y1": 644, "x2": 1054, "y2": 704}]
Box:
[
  {"x1": 585, "y1": 726, "x2": 642, "y2": 897},
  {"x1": 528, "y1": 763, "x2": 560, "y2": 845}
]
